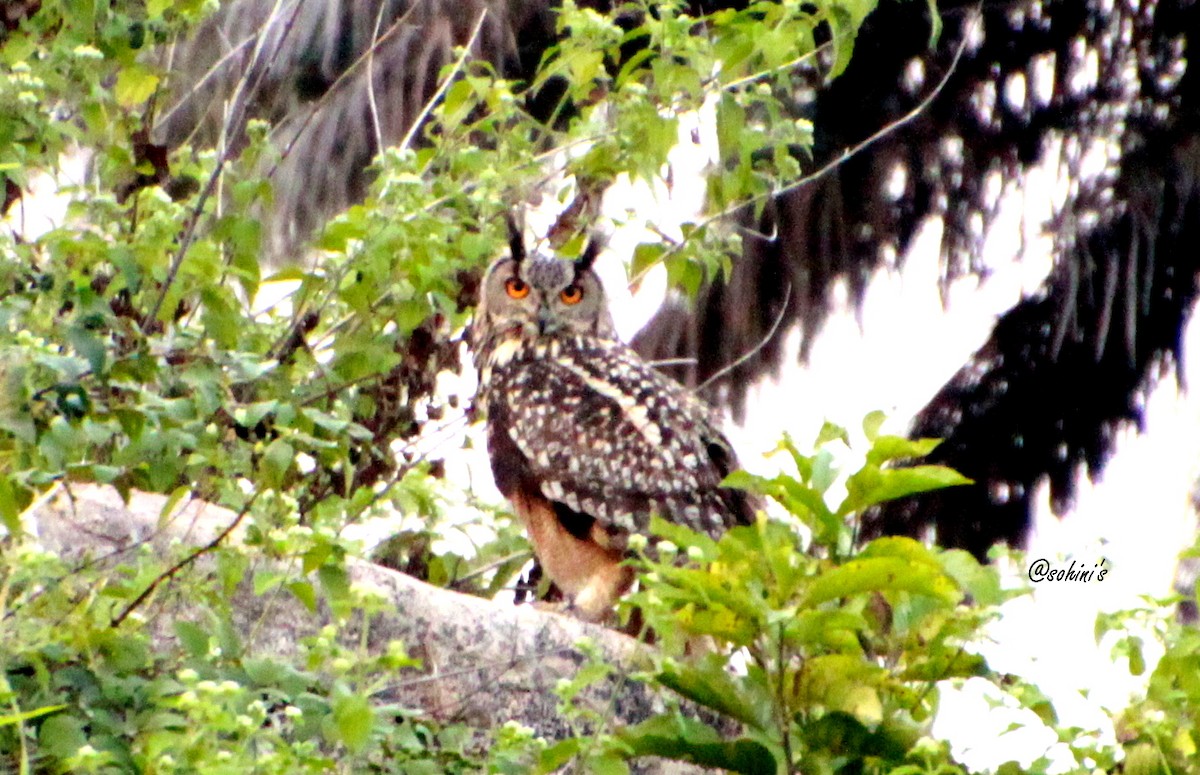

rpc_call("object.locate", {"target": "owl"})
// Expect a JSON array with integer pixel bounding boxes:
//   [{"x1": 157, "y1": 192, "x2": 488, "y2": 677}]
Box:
[{"x1": 470, "y1": 226, "x2": 757, "y2": 621}]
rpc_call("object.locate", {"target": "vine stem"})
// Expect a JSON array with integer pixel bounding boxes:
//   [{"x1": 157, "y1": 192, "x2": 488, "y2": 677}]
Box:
[
  {"x1": 111, "y1": 492, "x2": 259, "y2": 628},
  {"x1": 628, "y1": 6, "x2": 979, "y2": 289},
  {"x1": 141, "y1": 0, "x2": 304, "y2": 332},
  {"x1": 396, "y1": 9, "x2": 490, "y2": 153}
]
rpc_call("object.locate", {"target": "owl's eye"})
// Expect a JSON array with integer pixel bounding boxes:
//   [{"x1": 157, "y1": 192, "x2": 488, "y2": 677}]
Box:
[
  {"x1": 505, "y1": 277, "x2": 530, "y2": 299},
  {"x1": 560, "y1": 284, "x2": 584, "y2": 304}
]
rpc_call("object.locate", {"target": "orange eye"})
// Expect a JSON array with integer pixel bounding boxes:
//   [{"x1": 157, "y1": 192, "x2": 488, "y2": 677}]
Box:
[
  {"x1": 560, "y1": 284, "x2": 583, "y2": 304},
  {"x1": 504, "y1": 277, "x2": 530, "y2": 299}
]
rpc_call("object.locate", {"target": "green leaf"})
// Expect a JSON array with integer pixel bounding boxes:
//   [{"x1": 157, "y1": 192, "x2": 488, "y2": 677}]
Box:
[
  {"x1": 439, "y1": 79, "x2": 477, "y2": 131},
  {"x1": 630, "y1": 242, "x2": 667, "y2": 282},
  {"x1": 939, "y1": 549, "x2": 1005, "y2": 605},
  {"x1": 288, "y1": 580, "x2": 318, "y2": 612},
  {"x1": 158, "y1": 485, "x2": 191, "y2": 531},
  {"x1": 260, "y1": 438, "x2": 294, "y2": 489},
  {"x1": 537, "y1": 738, "x2": 582, "y2": 773},
  {"x1": 264, "y1": 265, "x2": 311, "y2": 283},
  {"x1": 243, "y1": 659, "x2": 313, "y2": 698},
  {"x1": 584, "y1": 752, "x2": 630, "y2": 775},
  {"x1": 861, "y1": 411, "x2": 886, "y2": 441},
  {"x1": 174, "y1": 620, "x2": 211, "y2": 657},
  {"x1": 805, "y1": 556, "x2": 961, "y2": 607},
  {"x1": 865, "y1": 435, "x2": 942, "y2": 465},
  {"x1": 301, "y1": 407, "x2": 348, "y2": 433},
  {"x1": 899, "y1": 650, "x2": 988, "y2": 682},
  {"x1": 617, "y1": 713, "x2": 782, "y2": 775},
  {"x1": 37, "y1": 713, "x2": 86, "y2": 758},
  {"x1": 815, "y1": 421, "x2": 851, "y2": 448},
  {"x1": 201, "y1": 287, "x2": 241, "y2": 349},
  {"x1": 803, "y1": 711, "x2": 871, "y2": 757},
  {"x1": 657, "y1": 654, "x2": 773, "y2": 731},
  {"x1": 114, "y1": 64, "x2": 160, "y2": 107},
  {"x1": 0, "y1": 395, "x2": 36, "y2": 445},
  {"x1": 719, "y1": 469, "x2": 762, "y2": 492},
  {"x1": 809, "y1": 449, "x2": 837, "y2": 495},
  {"x1": 1114, "y1": 635, "x2": 1147, "y2": 676},
  {"x1": 842, "y1": 464, "x2": 971, "y2": 515},
  {"x1": 615, "y1": 47, "x2": 656, "y2": 87},
  {"x1": 101, "y1": 632, "x2": 151, "y2": 672},
  {"x1": 782, "y1": 609, "x2": 868, "y2": 653},
  {"x1": 716, "y1": 93, "x2": 747, "y2": 163},
  {"x1": 858, "y1": 535, "x2": 941, "y2": 566},
  {"x1": 0, "y1": 475, "x2": 29, "y2": 535},
  {"x1": 254, "y1": 569, "x2": 284, "y2": 595},
  {"x1": 229, "y1": 227, "x2": 263, "y2": 300},
  {"x1": 215, "y1": 613, "x2": 245, "y2": 659},
  {"x1": 146, "y1": 0, "x2": 172, "y2": 20},
  {"x1": 330, "y1": 693, "x2": 375, "y2": 753},
  {"x1": 331, "y1": 344, "x2": 400, "y2": 382},
  {"x1": 217, "y1": 550, "x2": 249, "y2": 597},
  {"x1": 666, "y1": 254, "x2": 705, "y2": 298},
  {"x1": 797, "y1": 655, "x2": 886, "y2": 720},
  {"x1": 394, "y1": 298, "x2": 431, "y2": 334},
  {"x1": 318, "y1": 563, "x2": 351, "y2": 603},
  {"x1": 745, "y1": 472, "x2": 839, "y2": 543},
  {"x1": 1123, "y1": 744, "x2": 1163, "y2": 775},
  {"x1": 66, "y1": 323, "x2": 107, "y2": 374},
  {"x1": 649, "y1": 514, "x2": 719, "y2": 559}
]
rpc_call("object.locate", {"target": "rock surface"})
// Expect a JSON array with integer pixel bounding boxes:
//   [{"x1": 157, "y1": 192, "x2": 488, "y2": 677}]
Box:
[{"x1": 29, "y1": 484, "x2": 715, "y2": 774}]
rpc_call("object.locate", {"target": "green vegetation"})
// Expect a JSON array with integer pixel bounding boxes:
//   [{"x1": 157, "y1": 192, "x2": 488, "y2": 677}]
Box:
[{"x1": 1, "y1": 1, "x2": 1195, "y2": 773}]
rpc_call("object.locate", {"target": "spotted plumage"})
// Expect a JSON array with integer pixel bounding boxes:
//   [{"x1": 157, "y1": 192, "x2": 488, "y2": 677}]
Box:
[{"x1": 470, "y1": 227, "x2": 757, "y2": 619}]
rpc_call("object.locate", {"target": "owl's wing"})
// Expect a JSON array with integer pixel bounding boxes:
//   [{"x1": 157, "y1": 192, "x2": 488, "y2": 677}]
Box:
[{"x1": 485, "y1": 338, "x2": 754, "y2": 539}]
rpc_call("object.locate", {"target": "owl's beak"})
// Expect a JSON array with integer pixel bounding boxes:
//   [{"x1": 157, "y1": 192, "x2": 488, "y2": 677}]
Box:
[{"x1": 536, "y1": 306, "x2": 556, "y2": 335}]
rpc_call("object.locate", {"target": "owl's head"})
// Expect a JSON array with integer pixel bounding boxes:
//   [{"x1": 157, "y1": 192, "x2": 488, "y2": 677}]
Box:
[{"x1": 473, "y1": 226, "x2": 616, "y2": 348}]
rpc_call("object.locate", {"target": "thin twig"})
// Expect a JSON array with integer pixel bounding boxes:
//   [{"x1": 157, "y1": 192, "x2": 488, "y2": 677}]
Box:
[
  {"x1": 366, "y1": 1, "x2": 388, "y2": 154},
  {"x1": 268, "y1": 3, "x2": 422, "y2": 176},
  {"x1": 154, "y1": 29, "x2": 260, "y2": 134},
  {"x1": 2, "y1": 489, "x2": 207, "y2": 624},
  {"x1": 696, "y1": 281, "x2": 792, "y2": 392},
  {"x1": 631, "y1": 9, "x2": 978, "y2": 288},
  {"x1": 646, "y1": 357, "x2": 699, "y2": 368},
  {"x1": 449, "y1": 550, "x2": 533, "y2": 588},
  {"x1": 397, "y1": 9, "x2": 490, "y2": 153},
  {"x1": 379, "y1": 643, "x2": 577, "y2": 692},
  {"x1": 142, "y1": 0, "x2": 304, "y2": 331},
  {"x1": 111, "y1": 492, "x2": 260, "y2": 627}
]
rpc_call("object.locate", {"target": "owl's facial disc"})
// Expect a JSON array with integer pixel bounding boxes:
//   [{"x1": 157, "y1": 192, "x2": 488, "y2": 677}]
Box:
[
  {"x1": 523, "y1": 254, "x2": 573, "y2": 292},
  {"x1": 476, "y1": 247, "x2": 614, "y2": 346},
  {"x1": 518, "y1": 255, "x2": 573, "y2": 335}
]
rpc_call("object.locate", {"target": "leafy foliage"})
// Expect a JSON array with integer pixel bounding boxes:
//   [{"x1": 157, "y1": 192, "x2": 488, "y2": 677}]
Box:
[
  {"x1": 0, "y1": 0, "x2": 883, "y2": 769},
  {"x1": 2, "y1": 0, "x2": 1192, "y2": 773},
  {"x1": 1095, "y1": 558, "x2": 1200, "y2": 774},
  {"x1": 0, "y1": 0, "x2": 875, "y2": 536},
  {"x1": 0, "y1": 533, "x2": 542, "y2": 773},
  {"x1": 546, "y1": 419, "x2": 1001, "y2": 773},
  {"x1": 529, "y1": 419, "x2": 1200, "y2": 775}
]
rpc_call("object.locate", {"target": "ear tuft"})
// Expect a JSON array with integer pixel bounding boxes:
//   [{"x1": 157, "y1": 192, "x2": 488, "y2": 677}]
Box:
[
  {"x1": 505, "y1": 213, "x2": 526, "y2": 265},
  {"x1": 577, "y1": 234, "x2": 603, "y2": 270}
]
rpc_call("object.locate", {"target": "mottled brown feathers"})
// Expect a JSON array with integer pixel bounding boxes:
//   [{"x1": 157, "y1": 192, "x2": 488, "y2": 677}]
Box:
[
  {"x1": 481, "y1": 334, "x2": 752, "y2": 538},
  {"x1": 473, "y1": 251, "x2": 756, "y2": 620}
]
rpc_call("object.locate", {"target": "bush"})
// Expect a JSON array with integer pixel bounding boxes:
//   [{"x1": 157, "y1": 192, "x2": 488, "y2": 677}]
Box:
[{"x1": 3, "y1": 2, "x2": 1191, "y2": 773}]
